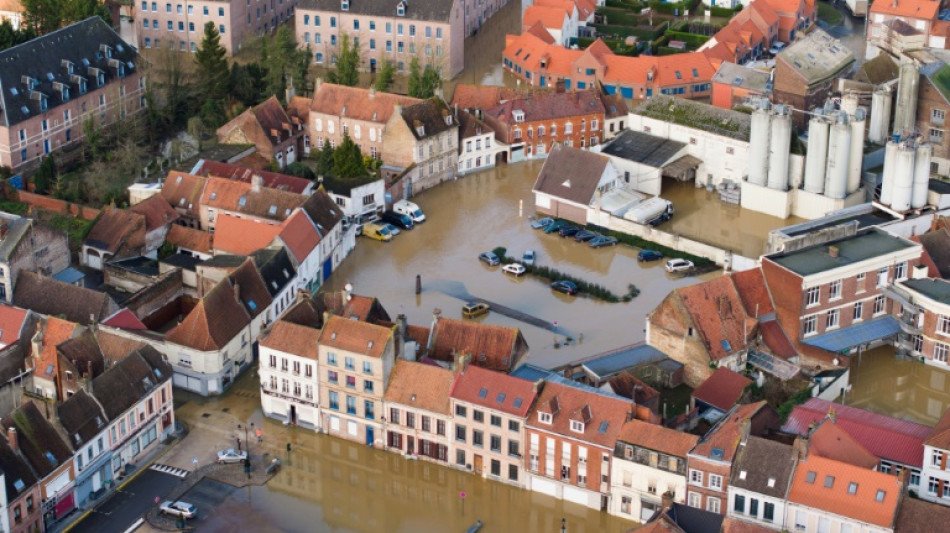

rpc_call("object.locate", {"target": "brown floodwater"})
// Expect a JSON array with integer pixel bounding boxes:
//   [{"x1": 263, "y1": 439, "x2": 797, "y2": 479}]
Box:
[
  {"x1": 325, "y1": 162, "x2": 717, "y2": 368},
  {"x1": 660, "y1": 180, "x2": 807, "y2": 259},
  {"x1": 449, "y1": 0, "x2": 525, "y2": 89},
  {"x1": 846, "y1": 345, "x2": 950, "y2": 427}
]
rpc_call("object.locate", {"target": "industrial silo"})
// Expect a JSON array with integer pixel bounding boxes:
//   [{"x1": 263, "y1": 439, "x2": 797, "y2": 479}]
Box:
[
  {"x1": 848, "y1": 108, "x2": 866, "y2": 194},
  {"x1": 841, "y1": 92, "x2": 859, "y2": 117},
  {"x1": 912, "y1": 143, "x2": 932, "y2": 209},
  {"x1": 894, "y1": 62, "x2": 920, "y2": 136},
  {"x1": 869, "y1": 87, "x2": 892, "y2": 144},
  {"x1": 891, "y1": 143, "x2": 916, "y2": 211},
  {"x1": 824, "y1": 115, "x2": 851, "y2": 200},
  {"x1": 749, "y1": 107, "x2": 772, "y2": 186},
  {"x1": 880, "y1": 140, "x2": 899, "y2": 205},
  {"x1": 767, "y1": 106, "x2": 792, "y2": 191},
  {"x1": 804, "y1": 114, "x2": 830, "y2": 194}
]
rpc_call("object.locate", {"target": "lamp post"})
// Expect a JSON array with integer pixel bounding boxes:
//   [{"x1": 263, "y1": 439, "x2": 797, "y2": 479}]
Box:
[
  {"x1": 238, "y1": 423, "x2": 255, "y2": 455},
  {"x1": 561, "y1": 518, "x2": 566, "y2": 533}
]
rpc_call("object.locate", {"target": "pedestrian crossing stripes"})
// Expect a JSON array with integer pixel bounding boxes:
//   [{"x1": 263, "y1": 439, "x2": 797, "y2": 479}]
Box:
[{"x1": 149, "y1": 463, "x2": 189, "y2": 478}]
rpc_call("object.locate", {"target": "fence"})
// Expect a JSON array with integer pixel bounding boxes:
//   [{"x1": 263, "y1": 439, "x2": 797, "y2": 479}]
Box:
[{"x1": 16, "y1": 191, "x2": 101, "y2": 220}]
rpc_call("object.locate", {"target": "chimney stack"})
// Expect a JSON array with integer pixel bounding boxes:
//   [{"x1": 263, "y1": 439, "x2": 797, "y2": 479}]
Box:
[
  {"x1": 455, "y1": 352, "x2": 471, "y2": 373},
  {"x1": 251, "y1": 174, "x2": 263, "y2": 193},
  {"x1": 6, "y1": 427, "x2": 17, "y2": 452},
  {"x1": 426, "y1": 309, "x2": 441, "y2": 355},
  {"x1": 828, "y1": 245, "x2": 840, "y2": 258},
  {"x1": 532, "y1": 378, "x2": 545, "y2": 394},
  {"x1": 369, "y1": 87, "x2": 376, "y2": 98},
  {"x1": 793, "y1": 435, "x2": 810, "y2": 460}
]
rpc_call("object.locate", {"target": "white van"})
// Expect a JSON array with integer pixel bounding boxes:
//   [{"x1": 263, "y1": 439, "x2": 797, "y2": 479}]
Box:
[{"x1": 393, "y1": 199, "x2": 426, "y2": 223}]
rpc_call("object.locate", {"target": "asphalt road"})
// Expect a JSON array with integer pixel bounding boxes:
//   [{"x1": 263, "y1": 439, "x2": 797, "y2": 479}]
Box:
[{"x1": 70, "y1": 469, "x2": 181, "y2": 533}]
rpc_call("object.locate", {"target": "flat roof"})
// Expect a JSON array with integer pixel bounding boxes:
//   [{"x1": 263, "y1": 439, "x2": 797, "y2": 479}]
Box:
[
  {"x1": 779, "y1": 28, "x2": 854, "y2": 84},
  {"x1": 768, "y1": 228, "x2": 917, "y2": 276},
  {"x1": 779, "y1": 206, "x2": 897, "y2": 237},
  {"x1": 712, "y1": 62, "x2": 772, "y2": 92},
  {"x1": 581, "y1": 344, "x2": 676, "y2": 380},
  {"x1": 903, "y1": 278, "x2": 950, "y2": 305},
  {"x1": 600, "y1": 130, "x2": 686, "y2": 167}
]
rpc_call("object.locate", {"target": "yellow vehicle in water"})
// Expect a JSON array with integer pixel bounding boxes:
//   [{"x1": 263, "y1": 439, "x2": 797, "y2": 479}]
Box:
[
  {"x1": 360, "y1": 222, "x2": 393, "y2": 242},
  {"x1": 462, "y1": 301, "x2": 490, "y2": 319}
]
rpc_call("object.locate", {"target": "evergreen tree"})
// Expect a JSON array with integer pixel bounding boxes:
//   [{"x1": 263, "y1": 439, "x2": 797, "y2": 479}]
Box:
[
  {"x1": 327, "y1": 34, "x2": 360, "y2": 87},
  {"x1": 316, "y1": 143, "x2": 335, "y2": 177},
  {"x1": 263, "y1": 27, "x2": 310, "y2": 101},
  {"x1": 286, "y1": 162, "x2": 316, "y2": 180},
  {"x1": 230, "y1": 63, "x2": 267, "y2": 106},
  {"x1": 195, "y1": 22, "x2": 230, "y2": 103},
  {"x1": 374, "y1": 56, "x2": 395, "y2": 93},
  {"x1": 407, "y1": 59, "x2": 442, "y2": 98},
  {"x1": 332, "y1": 134, "x2": 366, "y2": 179},
  {"x1": 22, "y1": 0, "x2": 109, "y2": 36},
  {"x1": 407, "y1": 57, "x2": 422, "y2": 98},
  {"x1": 33, "y1": 155, "x2": 56, "y2": 194}
]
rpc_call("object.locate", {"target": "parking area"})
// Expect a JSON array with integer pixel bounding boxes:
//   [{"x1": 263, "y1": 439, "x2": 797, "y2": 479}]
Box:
[{"x1": 325, "y1": 162, "x2": 716, "y2": 368}]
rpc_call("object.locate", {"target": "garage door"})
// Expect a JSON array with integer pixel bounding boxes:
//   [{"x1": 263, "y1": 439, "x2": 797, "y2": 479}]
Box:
[
  {"x1": 173, "y1": 374, "x2": 202, "y2": 392},
  {"x1": 563, "y1": 485, "x2": 589, "y2": 507},
  {"x1": 532, "y1": 476, "x2": 558, "y2": 497},
  {"x1": 555, "y1": 201, "x2": 588, "y2": 225}
]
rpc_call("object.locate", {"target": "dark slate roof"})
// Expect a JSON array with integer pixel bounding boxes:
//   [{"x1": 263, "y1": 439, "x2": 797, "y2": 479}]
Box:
[
  {"x1": 665, "y1": 503, "x2": 723, "y2": 533},
  {"x1": 228, "y1": 258, "x2": 273, "y2": 318},
  {"x1": 4, "y1": 402, "x2": 73, "y2": 477},
  {"x1": 601, "y1": 130, "x2": 686, "y2": 167},
  {"x1": 581, "y1": 344, "x2": 673, "y2": 380},
  {"x1": 57, "y1": 329, "x2": 105, "y2": 377},
  {"x1": 200, "y1": 254, "x2": 248, "y2": 269},
  {"x1": 0, "y1": 17, "x2": 141, "y2": 127},
  {"x1": 918, "y1": 228, "x2": 950, "y2": 278},
  {"x1": 91, "y1": 346, "x2": 171, "y2": 420},
  {"x1": 301, "y1": 188, "x2": 344, "y2": 235},
  {"x1": 13, "y1": 271, "x2": 116, "y2": 325},
  {"x1": 297, "y1": 0, "x2": 454, "y2": 22},
  {"x1": 160, "y1": 253, "x2": 203, "y2": 272},
  {"x1": 400, "y1": 98, "x2": 456, "y2": 140},
  {"x1": 731, "y1": 435, "x2": 796, "y2": 499},
  {"x1": 0, "y1": 434, "x2": 37, "y2": 500},
  {"x1": 57, "y1": 389, "x2": 108, "y2": 448},
  {"x1": 252, "y1": 247, "x2": 296, "y2": 297}
]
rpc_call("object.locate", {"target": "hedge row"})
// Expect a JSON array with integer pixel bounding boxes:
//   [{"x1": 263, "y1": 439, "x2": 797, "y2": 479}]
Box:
[
  {"x1": 585, "y1": 224, "x2": 714, "y2": 266},
  {"x1": 592, "y1": 23, "x2": 666, "y2": 41},
  {"x1": 605, "y1": 0, "x2": 645, "y2": 10},
  {"x1": 663, "y1": 30, "x2": 711, "y2": 48},
  {"x1": 647, "y1": 0, "x2": 700, "y2": 15},
  {"x1": 578, "y1": 37, "x2": 639, "y2": 56},
  {"x1": 708, "y1": 5, "x2": 740, "y2": 17},
  {"x1": 491, "y1": 247, "x2": 640, "y2": 303},
  {"x1": 600, "y1": 6, "x2": 643, "y2": 25}
]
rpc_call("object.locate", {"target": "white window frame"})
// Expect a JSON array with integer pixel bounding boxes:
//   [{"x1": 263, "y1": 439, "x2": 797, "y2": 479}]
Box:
[
  {"x1": 826, "y1": 309, "x2": 839, "y2": 329},
  {"x1": 938, "y1": 315, "x2": 950, "y2": 336},
  {"x1": 806, "y1": 287, "x2": 820, "y2": 307},
  {"x1": 803, "y1": 315, "x2": 817, "y2": 336},
  {"x1": 689, "y1": 469, "x2": 703, "y2": 486},
  {"x1": 829, "y1": 280, "x2": 842, "y2": 300},
  {"x1": 936, "y1": 342, "x2": 950, "y2": 363},
  {"x1": 708, "y1": 474, "x2": 723, "y2": 490}
]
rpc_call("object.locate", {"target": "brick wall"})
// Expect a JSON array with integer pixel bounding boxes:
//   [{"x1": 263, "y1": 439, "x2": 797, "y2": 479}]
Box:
[
  {"x1": 647, "y1": 292, "x2": 716, "y2": 388},
  {"x1": 15, "y1": 191, "x2": 101, "y2": 220},
  {"x1": 526, "y1": 428, "x2": 608, "y2": 494},
  {"x1": 917, "y1": 80, "x2": 950, "y2": 163},
  {"x1": 687, "y1": 458, "x2": 731, "y2": 514}
]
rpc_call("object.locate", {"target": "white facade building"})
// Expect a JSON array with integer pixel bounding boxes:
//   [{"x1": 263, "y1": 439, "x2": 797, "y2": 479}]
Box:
[{"x1": 259, "y1": 320, "x2": 322, "y2": 429}]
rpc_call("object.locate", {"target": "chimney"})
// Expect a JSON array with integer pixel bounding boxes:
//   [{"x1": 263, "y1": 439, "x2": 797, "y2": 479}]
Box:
[
  {"x1": 793, "y1": 435, "x2": 810, "y2": 460},
  {"x1": 296, "y1": 288, "x2": 308, "y2": 304},
  {"x1": 7, "y1": 427, "x2": 17, "y2": 452},
  {"x1": 827, "y1": 407, "x2": 836, "y2": 423},
  {"x1": 369, "y1": 87, "x2": 376, "y2": 98},
  {"x1": 661, "y1": 489, "x2": 675, "y2": 512},
  {"x1": 426, "y1": 309, "x2": 441, "y2": 354},
  {"x1": 911, "y1": 264, "x2": 928, "y2": 280},
  {"x1": 322, "y1": 310, "x2": 331, "y2": 328},
  {"x1": 251, "y1": 174, "x2": 263, "y2": 193},
  {"x1": 455, "y1": 352, "x2": 471, "y2": 373},
  {"x1": 828, "y1": 245, "x2": 839, "y2": 258},
  {"x1": 31, "y1": 326, "x2": 43, "y2": 362},
  {"x1": 532, "y1": 378, "x2": 545, "y2": 394}
]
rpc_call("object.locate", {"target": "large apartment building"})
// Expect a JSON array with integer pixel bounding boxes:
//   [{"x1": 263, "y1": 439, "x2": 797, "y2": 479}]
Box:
[
  {"x1": 135, "y1": 0, "x2": 296, "y2": 54},
  {"x1": 0, "y1": 17, "x2": 147, "y2": 172}
]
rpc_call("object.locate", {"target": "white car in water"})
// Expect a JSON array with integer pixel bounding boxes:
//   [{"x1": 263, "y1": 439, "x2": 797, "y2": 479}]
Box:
[
  {"x1": 502, "y1": 263, "x2": 526, "y2": 276},
  {"x1": 665, "y1": 258, "x2": 695, "y2": 273}
]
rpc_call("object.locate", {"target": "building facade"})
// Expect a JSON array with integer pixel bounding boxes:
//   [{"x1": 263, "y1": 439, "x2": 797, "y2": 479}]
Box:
[
  {"x1": 0, "y1": 214, "x2": 70, "y2": 303},
  {"x1": 259, "y1": 320, "x2": 322, "y2": 428},
  {"x1": 382, "y1": 98, "x2": 458, "y2": 195},
  {"x1": 383, "y1": 359, "x2": 455, "y2": 463}
]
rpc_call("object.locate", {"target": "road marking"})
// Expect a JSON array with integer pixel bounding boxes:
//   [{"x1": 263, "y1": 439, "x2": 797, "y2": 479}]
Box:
[
  {"x1": 122, "y1": 518, "x2": 145, "y2": 533},
  {"x1": 149, "y1": 463, "x2": 189, "y2": 478}
]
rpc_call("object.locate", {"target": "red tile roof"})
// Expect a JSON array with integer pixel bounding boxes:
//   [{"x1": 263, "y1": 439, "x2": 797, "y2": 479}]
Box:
[
  {"x1": 758, "y1": 320, "x2": 798, "y2": 360},
  {"x1": 730, "y1": 269, "x2": 775, "y2": 317},
  {"x1": 524, "y1": 20, "x2": 556, "y2": 44},
  {"x1": 35, "y1": 317, "x2": 80, "y2": 382},
  {"x1": 926, "y1": 407, "x2": 950, "y2": 449},
  {"x1": 676, "y1": 275, "x2": 757, "y2": 362},
  {"x1": 428, "y1": 317, "x2": 525, "y2": 372},
  {"x1": 788, "y1": 455, "x2": 902, "y2": 528},
  {"x1": 691, "y1": 367, "x2": 752, "y2": 411},
  {"x1": 808, "y1": 420, "x2": 880, "y2": 469},
  {"x1": 102, "y1": 309, "x2": 147, "y2": 331},
  {"x1": 166, "y1": 278, "x2": 250, "y2": 351},
  {"x1": 201, "y1": 176, "x2": 306, "y2": 223},
  {"x1": 869, "y1": 0, "x2": 939, "y2": 20},
  {"x1": 212, "y1": 214, "x2": 282, "y2": 256},
  {"x1": 193, "y1": 160, "x2": 312, "y2": 195},
  {"x1": 450, "y1": 364, "x2": 539, "y2": 416},
  {"x1": 384, "y1": 359, "x2": 456, "y2": 415},
  {"x1": 84, "y1": 208, "x2": 146, "y2": 254},
  {"x1": 616, "y1": 418, "x2": 698, "y2": 458},
  {"x1": 277, "y1": 211, "x2": 321, "y2": 264},
  {"x1": 450, "y1": 83, "x2": 551, "y2": 111},
  {"x1": 523, "y1": 5, "x2": 570, "y2": 30},
  {"x1": 0, "y1": 304, "x2": 28, "y2": 347},
  {"x1": 259, "y1": 320, "x2": 320, "y2": 360},
  {"x1": 783, "y1": 398, "x2": 932, "y2": 468},
  {"x1": 319, "y1": 315, "x2": 392, "y2": 359},
  {"x1": 311, "y1": 82, "x2": 420, "y2": 124},
  {"x1": 165, "y1": 224, "x2": 212, "y2": 254},
  {"x1": 130, "y1": 195, "x2": 179, "y2": 231},
  {"x1": 527, "y1": 381, "x2": 633, "y2": 449},
  {"x1": 721, "y1": 518, "x2": 776, "y2": 533},
  {"x1": 693, "y1": 401, "x2": 769, "y2": 462},
  {"x1": 161, "y1": 171, "x2": 207, "y2": 217},
  {"x1": 217, "y1": 95, "x2": 295, "y2": 147}
]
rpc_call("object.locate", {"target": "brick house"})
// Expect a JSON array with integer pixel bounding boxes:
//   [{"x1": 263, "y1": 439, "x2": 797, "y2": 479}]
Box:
[
  {"x1": 918, "y1": 63, "x2": 950, "y2": 176},
  {"x1": 686, "y1": 401, "x2": 780, "y2": 515},
  {"x1": 0, "y1": 427, "x2": 43, "y2": 533},
  {"x1": 0, "y1": 213, "x2": 70, "y2": 303},
  {"x1": 80, "y1": 208, "x2": 147, "y2": 270},
  {"x1": 772, "y1": 29, "x2": 854, "y2": 128},
  {"x1": 892, "y1": 277, "x2": 950, "y2": 369},
  {"x1": 761, "y1": 228, "x2": 922, "y2": 368},
  {"x1": 308, "y1": 81, "x2": 419, "y2": 160},
  {"x1": 198, "y1": 175, "x2": 307, "y2": 232},
  {"x1": 382, "y1": 98, "x2": 458, "y2": 196},
  {"x1": 424, "y1": 315, "x2": 528, "y2": 373},
  {"x1": 923, "y1": 407, "x2": 950, "y2": 505},
  {"x1": 161, "y1": 171, "x2": 208, "y2": 228},
  {"x1": 866, "y1": 0, "x2": 939, "y2": 60},
  {"x1": 524, "y1": 379, "x2": 634, "y2": 510},
  {"x1": 216, "y1": 96, "x2": 305, "y2": 168},
  {"x1": 0, "y1": 17, "x2": 146, "y2": 172},
  {"x1": 531, "y1": 144, "x2": 620, "y2": 225},
  {"x1": 295, "y1": 0, "x2": 465, "y2": 76},
  {"x1": 135, "y1": 0, "x2": 296, "y2": 54},
  {"x1": 383, "y1": 359, "x2": 456, "y2": 463},
  {"x1": 449, "y1": 363, "x2": 538, "y2": 486}
]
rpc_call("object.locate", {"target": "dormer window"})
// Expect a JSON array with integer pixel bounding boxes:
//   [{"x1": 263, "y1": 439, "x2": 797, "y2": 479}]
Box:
[
  {"x1": 62, "y1": 60, "x2": 74, "y2": 75},
  {"x1": 97, "y1": 72, "x2": 105, "y2": 87},
  {"x1": 416, "y1": 125, "x2": 425, "y2": 136},
  {"x1": 570, "y1": 420, "x2": 584, "y2": 433},
  {"x1": 538, "y1": 412, "x2": 552, "y2": 424},
  {"x1": 78, "y1": 79, "x2": 87, "y2": 94},
  {"x1": 513, "y1": 110, "x2": 525, "y2": 123},
  {"x1": 397, "y1": 0, "x2": 406, "y2": 16},
  {"x1": 61, "y1": 86, "x2": 70, "y2": 101},
  {"x1": 444, "y1": 115, "x2": 453, "y2": 126},
  {"x1": 100, "y1": 44, "x2": 113, "y2": 59},
  {"x1": 341, "y1": 0, "x2": 349, "y2": 10}
]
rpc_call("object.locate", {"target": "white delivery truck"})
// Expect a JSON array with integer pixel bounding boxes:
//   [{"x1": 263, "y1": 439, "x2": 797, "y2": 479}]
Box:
[
  {"x1": 622, "y1": 197, "x2": 674, "y2": 226},
  {"x1": 393, "y1": 199, "x2": 426, "y2": 223}
]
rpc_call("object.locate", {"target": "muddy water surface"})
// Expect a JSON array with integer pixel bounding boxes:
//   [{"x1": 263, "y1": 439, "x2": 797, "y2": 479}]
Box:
[{"x1": 326, "y1": 162, "x2": 716, "y2": 368}]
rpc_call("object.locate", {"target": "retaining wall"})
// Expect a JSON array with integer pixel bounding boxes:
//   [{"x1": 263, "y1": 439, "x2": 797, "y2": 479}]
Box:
[{"x1": 16, "y1": 191, "x2": 101, "y2": 220}]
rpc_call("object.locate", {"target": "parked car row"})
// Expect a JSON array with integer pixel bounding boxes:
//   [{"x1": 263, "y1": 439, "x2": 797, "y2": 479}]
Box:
[
  {"x1": 357, "y1": 201, "x2": 427, "y2": 242},
  {"x1": 532, "y1": 218, "x2": 618, "y2": 248},
  {"x1": 477, "y1": 249, "x2": 579, "y2": 298}
]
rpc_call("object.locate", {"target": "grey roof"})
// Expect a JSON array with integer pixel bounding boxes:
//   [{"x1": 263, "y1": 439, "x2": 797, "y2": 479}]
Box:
[
  {"x1": 0, "y1": 17, "x2": 141, "y2": 127},
  {"x1": 3, "y1": 402, "x2": 73, "y2": 477},
  {"x1": 532, "y1": 144, "x2": 610, "y2": 206},
  {"x1": 91, "y1": 346, "x2": 171, "y2": 420},
  {"x1": 0, "y1": 215, "x2": 31, "y2": 261},
  {"x1": 633, "y1": 96, "x2": 751, "y2": 141},
  {"x1": 401, "y1": 98, "x2": 456, "y2": 140},
  {"x1": 600, "y1": 130, "x2": 686, "y2": 168},
  {"x1": 766, "y1": 228, "x2": 918, "y2": 277},
  {"x1": 252, "y1": 247, "x2": 296, "y2": 297},
  {"x1": 52, "y1": 267, "x2": 86, "y2": 285},
  {"x1": 0, "y1": 433, "x2": 37, "y2": 500},
  {"x1": 106, "y1": 256, "x2": 160, "y2": 276},
  {"x1": 296, "y1": 0, "x2": 454, "y2": 22},
  {"x1": 57, "y1": 389, "x2": 108, "y2": 448},
  {"x1": 200, "y1": 254, "x2": 248, "y2": 269},
  {"x1": 802, "y1": 315, "x2": 901, "y2": 352},
  {"x1": 160, "y1": 253, "x2": 202, "y2": 272},
  {"x1": 510, "y1": 363, "x2": 629, "y2": 402},
  {"x1": 712, "y1": 62, "x2": 772, "y2": 93},
  {"x1": 665, "y1": 503, "x2": 723, "y2": 533},
  {"x1": 13, "y1": 270, "x2": 117, "y2": 325},
  {"x1": 778, "y1": 28, "x2": 854, "y2": 85},
  {"x1": 902, "y1": 278, "x2": 950, "y2": 305},
  {"x1": 731, "y1": 435, "x2": 796, "y2": 499},
  {"x1": 581, "y1": 344, "x2": 672, "y2": 380}
]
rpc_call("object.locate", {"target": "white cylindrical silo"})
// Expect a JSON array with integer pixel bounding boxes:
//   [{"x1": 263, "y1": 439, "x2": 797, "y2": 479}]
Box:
[
  {"x1": 895, "y1": 62, "x2": 920, "y2": 136},
  {"x1": 767, "y1": 107, "x2": 792, "y2": 191},
  {"x1": 869, "y1": 87, "x2": 892, "y2": 144},
  {"x1": 881, "y1": 140, "x2": 899, "y2": 205},
  {"x1": 824, "y1": 117, "x2": 851, "y2": 199},
  {"x1": 848, "y1": 109, "x2": 866, "y2": 194},
  {"x1": 841, "y1": 92, "x2": 859, "y2": 117},
  {"x1": 912, "y1": 143, "x2": 932, "y2": 209},
  {"x1": 804, "y1": 115, "x2": 830, "y2": 194},
  {"x1": 749, "y1": 108, "x2": 771, "y2": 186},
  {"x1": 891, "y1": 144, "x2": 916, "y2": 211}
]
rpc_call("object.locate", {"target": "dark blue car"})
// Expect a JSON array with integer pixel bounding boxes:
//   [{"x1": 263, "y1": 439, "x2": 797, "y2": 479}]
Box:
[{"x1": 638, "y1": 250, "x2": 665, "y2": 262}]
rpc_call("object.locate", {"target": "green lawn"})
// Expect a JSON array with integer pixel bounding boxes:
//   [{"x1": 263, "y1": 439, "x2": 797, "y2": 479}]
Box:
[{"x1": 817, "y1": 2, "x2": 843, "y2": 26}]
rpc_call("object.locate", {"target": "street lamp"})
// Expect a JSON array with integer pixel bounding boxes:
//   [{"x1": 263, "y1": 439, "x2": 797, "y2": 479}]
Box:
[
  {"x1": 560, "y1": 518, "x2": 566, "y2": 533},
  {"x1": 238, "y1": 423, "x2": 255, "y2": 454}
]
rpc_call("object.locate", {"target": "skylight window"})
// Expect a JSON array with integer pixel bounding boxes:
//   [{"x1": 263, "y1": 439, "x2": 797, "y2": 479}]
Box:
[
  {"x1": 848, "y1": 482, "x2": 858, "y2": 494},
  {"x1": 824, "y1": 475, "x2": 835, "y2": 488},
  {"x1": 10, "y1": 87, "x2": 17, "y2": 96},
  {"x1": 598, "y1": 421, "x2": 609, "y2": 434},
  {"x1": 45, "y1": 451, "x2": 57, "y2": 464},
  {"x1": 248, "y1": 300, "x2": 257, "y2": 311},
  {"x1": 876, "y1": 490, "x2": 886, "y2": 502},
  {"x1": 513, "y1": 398, "x2": 523, "y2": 408},
  {"x1": 496, "y1": 393, "x2": 506, "y2": 403},
  {"x1": 13, "y1": 479, "x2": 24, "y2": 492},
  {"x1": 478, "y1": 388, "x2": 488, "y2": 398},
  {"x1": 238, "y1": 196, "x2": 247, "y2": 207}
]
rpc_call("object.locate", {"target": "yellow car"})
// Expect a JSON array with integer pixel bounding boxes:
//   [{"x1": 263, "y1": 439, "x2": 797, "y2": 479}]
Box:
[
  {"x1": 360, "y1": 222, "x2": 393, "y2": 242},
  {"x1": 462, "y1": 301, "x2": 490, "y2": 319}
]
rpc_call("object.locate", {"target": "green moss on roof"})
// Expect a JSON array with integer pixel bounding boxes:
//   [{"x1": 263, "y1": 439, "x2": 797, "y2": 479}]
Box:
[{"x1": 633, "y1": 96, "x2": 751, "y2": 141}]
